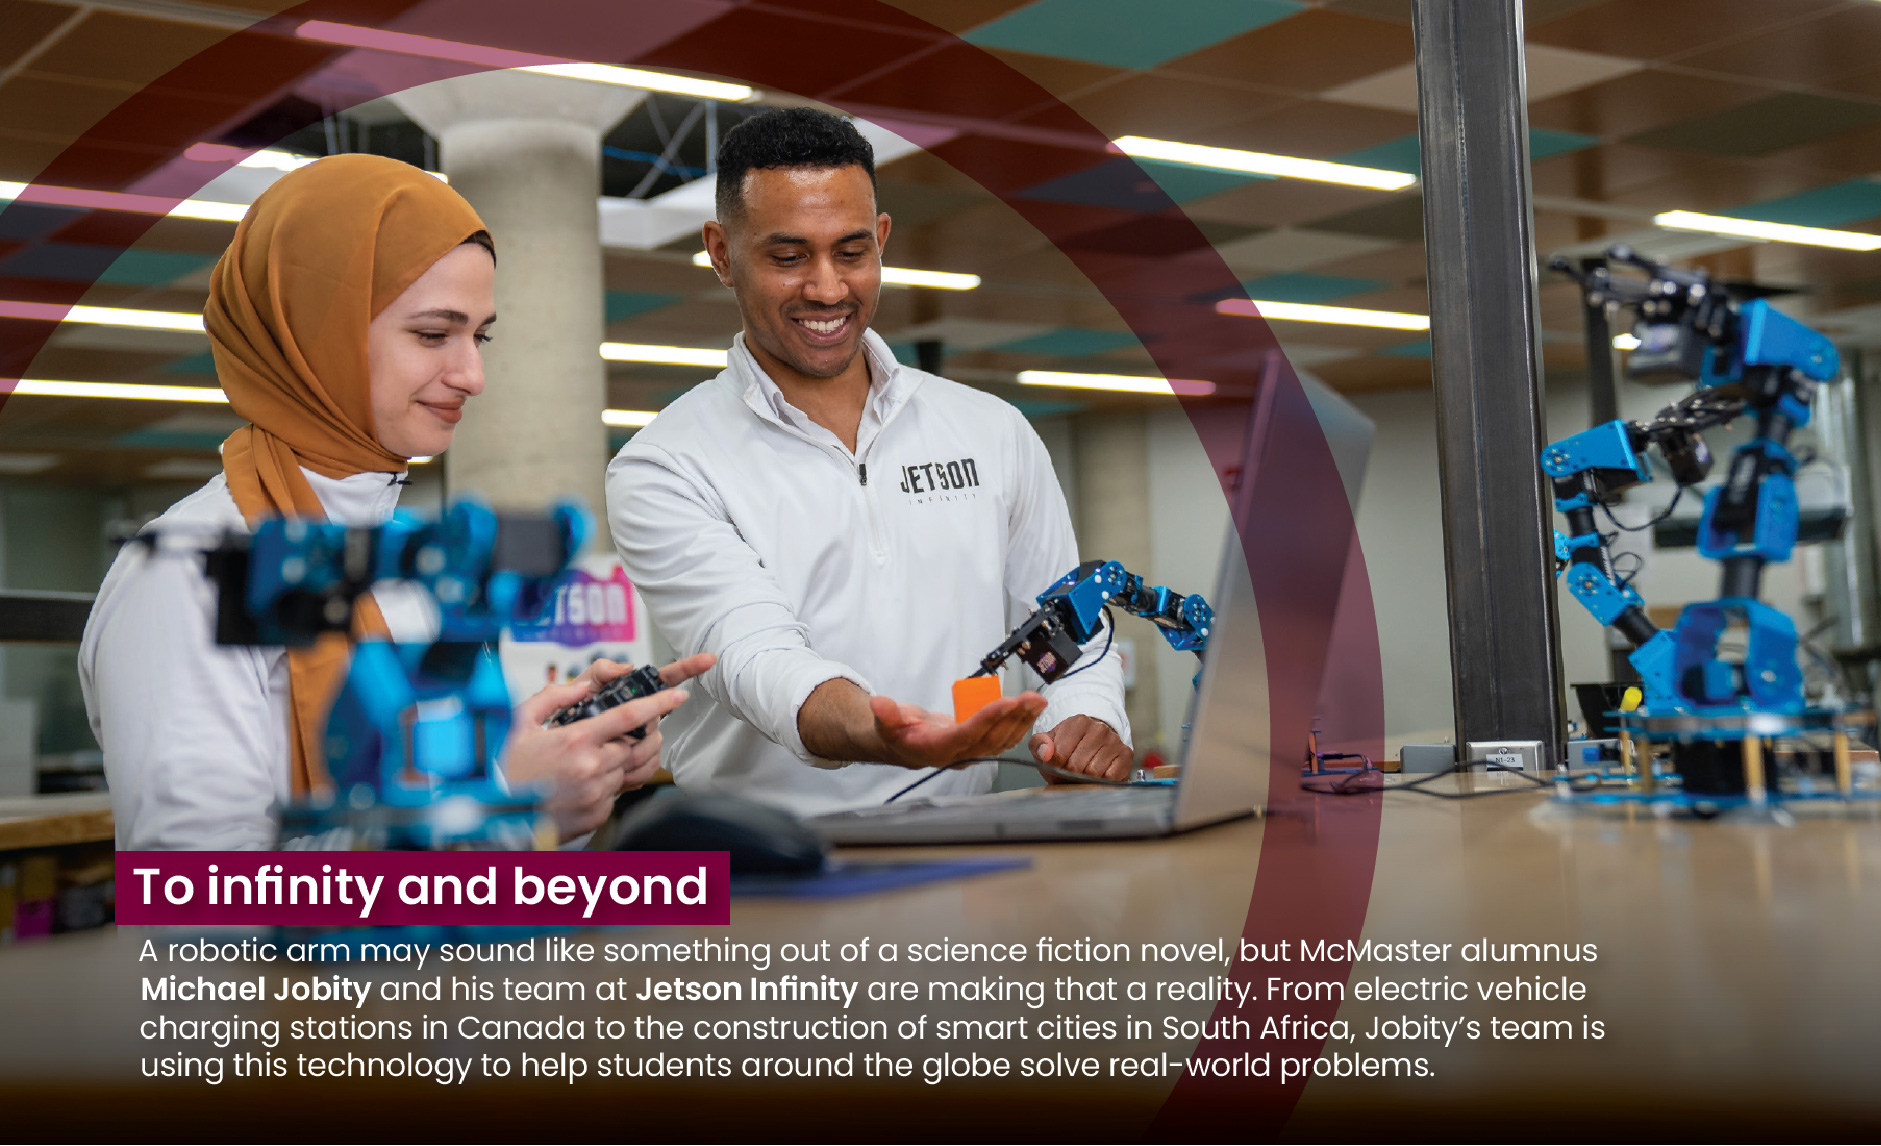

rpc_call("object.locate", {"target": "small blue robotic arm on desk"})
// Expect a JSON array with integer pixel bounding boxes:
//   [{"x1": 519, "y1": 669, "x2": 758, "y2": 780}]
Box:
[{"x1": 971, "y1": 559, "x2": 1213, "y2": 683}]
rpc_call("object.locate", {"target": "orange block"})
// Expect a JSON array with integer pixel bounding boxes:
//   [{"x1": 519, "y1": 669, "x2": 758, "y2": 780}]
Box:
[{"x1": 952, "y1": 676, "x2": 1002, "y2": 722}]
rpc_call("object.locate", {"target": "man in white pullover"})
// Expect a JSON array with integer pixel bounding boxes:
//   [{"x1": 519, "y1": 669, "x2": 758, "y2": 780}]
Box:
[{"x1": 606, "y1": 108, "x2": 1130, "y2": 816}]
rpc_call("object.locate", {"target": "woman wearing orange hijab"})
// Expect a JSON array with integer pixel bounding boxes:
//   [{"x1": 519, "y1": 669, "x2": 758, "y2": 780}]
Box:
[{"x1": 79, "y1": 154, "x2": 710, "y2": 849}]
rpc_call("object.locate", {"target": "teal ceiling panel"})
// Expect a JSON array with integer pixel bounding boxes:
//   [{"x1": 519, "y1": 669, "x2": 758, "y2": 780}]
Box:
[
  {"x1": 605, "y1": 290, "x2": 684, "y2": 323},
  {"x1": 1240, "y1": 272, "x2": 1387, "y2": 303},
  {"x1": 159, "y1": 352, "x2": 217, "y2": 375},
  {"x1": 1336, "y1": 129, "x2": 1595, "y2": 177},
  {"x1": 99, "y1": 249, "x2": 217, "y2": 286},
  {"x1": 1724, "y1": 180, "x2": 1881, "y2": 227},
  {"x1": 996, "y1": 328, "x2": 1143, "y2": 356},
  {"x1": 965, "y1": 0, "x2": 1304, "y2": 70}
]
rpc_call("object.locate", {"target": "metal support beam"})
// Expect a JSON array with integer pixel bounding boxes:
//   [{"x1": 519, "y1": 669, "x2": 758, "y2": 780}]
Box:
[{"x1": 1411, "y1": 0, "x2": 1566, "y2": 767}]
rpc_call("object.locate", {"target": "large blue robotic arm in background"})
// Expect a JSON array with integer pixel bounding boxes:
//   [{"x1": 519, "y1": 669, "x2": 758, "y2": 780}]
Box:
[{"x1": 1541, "y1": 246, "x2": 1840, "y2": 717}]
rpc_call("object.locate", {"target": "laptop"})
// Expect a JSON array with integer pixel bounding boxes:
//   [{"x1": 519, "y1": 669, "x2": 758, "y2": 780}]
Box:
[{"x1": 806, "y1": 362, "x2": 1373, "y2": 845}]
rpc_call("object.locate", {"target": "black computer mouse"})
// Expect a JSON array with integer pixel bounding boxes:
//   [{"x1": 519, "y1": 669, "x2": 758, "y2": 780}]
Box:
[{"x1": 610, "y1": 792, "x2": 828, "y2": 874}]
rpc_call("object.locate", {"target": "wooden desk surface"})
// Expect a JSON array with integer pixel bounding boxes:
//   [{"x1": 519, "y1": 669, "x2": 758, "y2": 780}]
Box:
[
  {"x1": 5, "y1": 778, "x2": 1881, "y2": 1135},
  {"x1": 0, "y1": 793, "x2": 112, "y2": 851}
]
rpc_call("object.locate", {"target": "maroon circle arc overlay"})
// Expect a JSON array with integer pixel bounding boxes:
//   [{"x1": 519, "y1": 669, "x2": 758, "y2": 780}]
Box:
[{"x1": 0, "y1": 2, "x2": 1385, "y2": 1135}]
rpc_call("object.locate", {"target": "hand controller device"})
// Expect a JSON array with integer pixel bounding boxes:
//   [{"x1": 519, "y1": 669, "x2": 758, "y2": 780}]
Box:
[{"x1": 547, "y1": 663, "x2": 670, "y2": 739}]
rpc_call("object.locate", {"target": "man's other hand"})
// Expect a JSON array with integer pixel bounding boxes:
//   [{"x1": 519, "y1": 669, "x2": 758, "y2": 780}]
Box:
[{"x1": 1029, "y1": 715, "x2": 1131, "y2": 782}]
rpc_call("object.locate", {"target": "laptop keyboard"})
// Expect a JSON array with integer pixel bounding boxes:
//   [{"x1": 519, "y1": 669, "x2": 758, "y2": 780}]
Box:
[{"x1": 817, "y1": 785, "x2": 1174, "y2": 828}]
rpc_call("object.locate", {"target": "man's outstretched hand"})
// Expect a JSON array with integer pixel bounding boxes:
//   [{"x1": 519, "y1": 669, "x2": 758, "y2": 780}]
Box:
[
  {"x1": 868, "y1": 691, "x2": 1048, "y2": 770},
  {"x1": 798, "y1": 678, "x2": 1045, "y2": 769}
]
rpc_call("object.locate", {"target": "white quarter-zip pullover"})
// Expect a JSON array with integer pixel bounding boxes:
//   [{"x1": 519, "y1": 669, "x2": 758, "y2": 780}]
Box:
[
  {"x1": 79, "y1": 468, "x2": 421, "y2": 850},
  {"x1": 606, "y1": 330, "x2": 1129, "y2": 817}
]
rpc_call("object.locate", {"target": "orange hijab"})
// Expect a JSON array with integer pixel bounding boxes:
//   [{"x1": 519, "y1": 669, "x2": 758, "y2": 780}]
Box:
[{"x1": 206, "y1": 153, "x2": 487, "y2": 797}]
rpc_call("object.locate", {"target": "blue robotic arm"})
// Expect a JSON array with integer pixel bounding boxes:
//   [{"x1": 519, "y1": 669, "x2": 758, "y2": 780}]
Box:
[
  {"x1": 1542, "y1": 247, "x2": 1839, "y2": 719},
  {"x1": 972, "y1": 559, "x2": 1213, "y2": 684},
  {"x1": 203, "y1": 498, "x2": 588, "y2": 806}
]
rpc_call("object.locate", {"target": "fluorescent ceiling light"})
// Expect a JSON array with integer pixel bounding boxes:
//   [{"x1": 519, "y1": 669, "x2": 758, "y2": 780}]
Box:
[
  {"x1": 1113, "y1": 135, "x2": 1417, "y2": 192},
  {"x1": 519, "y1": 63, "x2": 751, "y2": 102},
  {"x1": 1215, "y1": 298, "x2": 1430, "y2": 331},
  {"x1": 882, "y1": 267, "x2": 980, "y2": 290},
  {"x1": 183, "y1": 143, "x2": 316, "y2": 172},
  {"x1": 689, "y1": 250, "x2": 978, "y2": 290},
  {"x1": 9, "y1": 379, "x2": 228, "y2": 402},
  {"x1": 3, "y1": 306, "x2": 733, "y2": 367},
  {"x1": 9, "y1": 379, "x2": 664, "y2": 431},
  {"x1": 0, "y1": 300, "x2": 206, "y2": 331},
  {"x1": 1653, "y1": 210, "x2": 1881, "y2": 252},
  {"x1": 1613, "y1": 332, "x2": 1641, "y2": 351},
  {"x1": 601, "y1": 342, "x2": 729, "y2": 367},
  {"x1": 0, "y1": 180, "x2": 247, "y2": 222},
  {"x1": 296, "y1": 21, "x2": 753, "y2": 101},
  {"x1": 1017, "y1": 370, "x2": 1215, "y2": 396}
]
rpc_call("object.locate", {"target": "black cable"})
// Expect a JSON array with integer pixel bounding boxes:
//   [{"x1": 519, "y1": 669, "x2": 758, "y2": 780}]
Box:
[
  {"x1": 1600, "y1": 485, "x2": 1684, "y2": 534},
  {"x1": 885, "y1": 754, "x2": 1132, "y2": 803},
  {"x1": 1054, "y1": 606, "x2": 1115, "y2": 682},
  {"x1": 1302, "y1": 760, "x2": 1551, "y2": 800},
  {"x1": 1611, "y1": 549, "x2": 1645, "y2": 588}
]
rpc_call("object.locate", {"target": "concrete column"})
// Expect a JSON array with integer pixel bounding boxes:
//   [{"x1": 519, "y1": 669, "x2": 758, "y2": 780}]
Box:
[
  {"x1": 391, "y1": 72, "x2": 643, "y2": 521},
  {"x1": 1072, "y1": 411, "x2": 1161, "y2": 756}
]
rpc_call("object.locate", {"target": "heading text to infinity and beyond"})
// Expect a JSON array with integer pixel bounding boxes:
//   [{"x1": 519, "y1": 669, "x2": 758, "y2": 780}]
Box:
[{"x1": 130, "y1": 864, "x2": 708, "y2": 920}]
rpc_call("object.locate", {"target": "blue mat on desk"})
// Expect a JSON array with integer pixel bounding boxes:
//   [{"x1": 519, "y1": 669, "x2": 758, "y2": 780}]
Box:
[{"x1": 730, "y1": 856, "x2": 1030, "y2": 898}]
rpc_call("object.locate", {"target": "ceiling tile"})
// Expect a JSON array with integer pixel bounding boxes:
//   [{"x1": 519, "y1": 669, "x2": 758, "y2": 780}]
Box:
[
  {"x1": 1661, "y1": 5, "x2": 1881, "y2": 84},
  {"x1": 0, "y1": 240, "x2": 119, "y2": 282},
  {"x1": 1724, "y1": 180, "x2": 1881, "y2": 228},
  {"x1": 97, "y1": 248, "x2": 217, "y2": 286},
  {"x1": 1181, "y1": 178, "x2": 1396, "y2": 229},
  {"x1": 1240, "y1": 271, "x2": 1388, "y2": 303},
  {"x1": 995, "y1": 327, "x2": 1142, "y2": 355},
  {"x1": 884, "y1": 317, "x2": 1054, "y2": 349},
  {"x1": 1763, "y1": 121, "x2": 1881, "y2": 178},
  {"x1": 1321, "y1": 0, "x2": 1410, "y2": 23},
  {"x1": 1309, "y1": 195, "x2": 1425, "y2": 243},
  {"x1": 1159, "y1": 9, "x2": 1414, "y2": 94},
  {"x1": 605, "y1": 290, "x2": 683, "y2": 323},
  {"x1": 1212, "y1": 227, "x2": 1400, "y2": 274},
  {"x1": 24, "y1": 11, "x2": 228, "y2": 88},
  {"x1": 832, "y1": 41, "x2": 1077, "y2": 121},
  {"x1": 0, "y1": 0, "x2": 80, "y2": 71},
  {"x1": 1053, "y1": 74, "x2": 1293, "y2": 138},
  {"x1": 1527, "y1": 0, "x2": 1840, "y2": 62},
  {"x1": 1522, "y1": 44, "x2": 1647, "y2": 102},
  {"x1": 963, "y1": 0, "x2": 1304, "y2": 70},
  {"x1": 879, "y1": 0, "x2": 1032, "y2": 34},
  {"x1": 1201, "y1": 100, "x2": 1415, "y2": 159},
  {"x1": 1324, "y1": 44, "x2": 1640, "y2": 113},
  {"x1": 1018, "y1": 155, "x2": 1266, "y2": 209},
  {"x1": 641, "y1": 7, "x2": 931, "y2": 103},
  {"x1": 0, "y1": 75, "x2": 129, "y2": 141},
  {"x1": 1527, "y1": 69, "x2": 1776, "y2": 139},
  {"x1": 980, "y1": 47, "x2": 1124, "y2": 101},
  {"x1": 1626, "y1": 92, "x2": 1881, "y2": 158},
  {"x1": 1057, "y1": 213, "x2": 1215, "y2": 256},
  {"x1": 0, "y1": 202, "x2": 84, "y2": 242}
]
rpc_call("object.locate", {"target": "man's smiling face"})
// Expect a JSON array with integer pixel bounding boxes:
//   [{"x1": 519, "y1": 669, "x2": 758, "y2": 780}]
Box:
[{"x1": 706, "y1": 164, "x2": 891, "y2": 382}]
